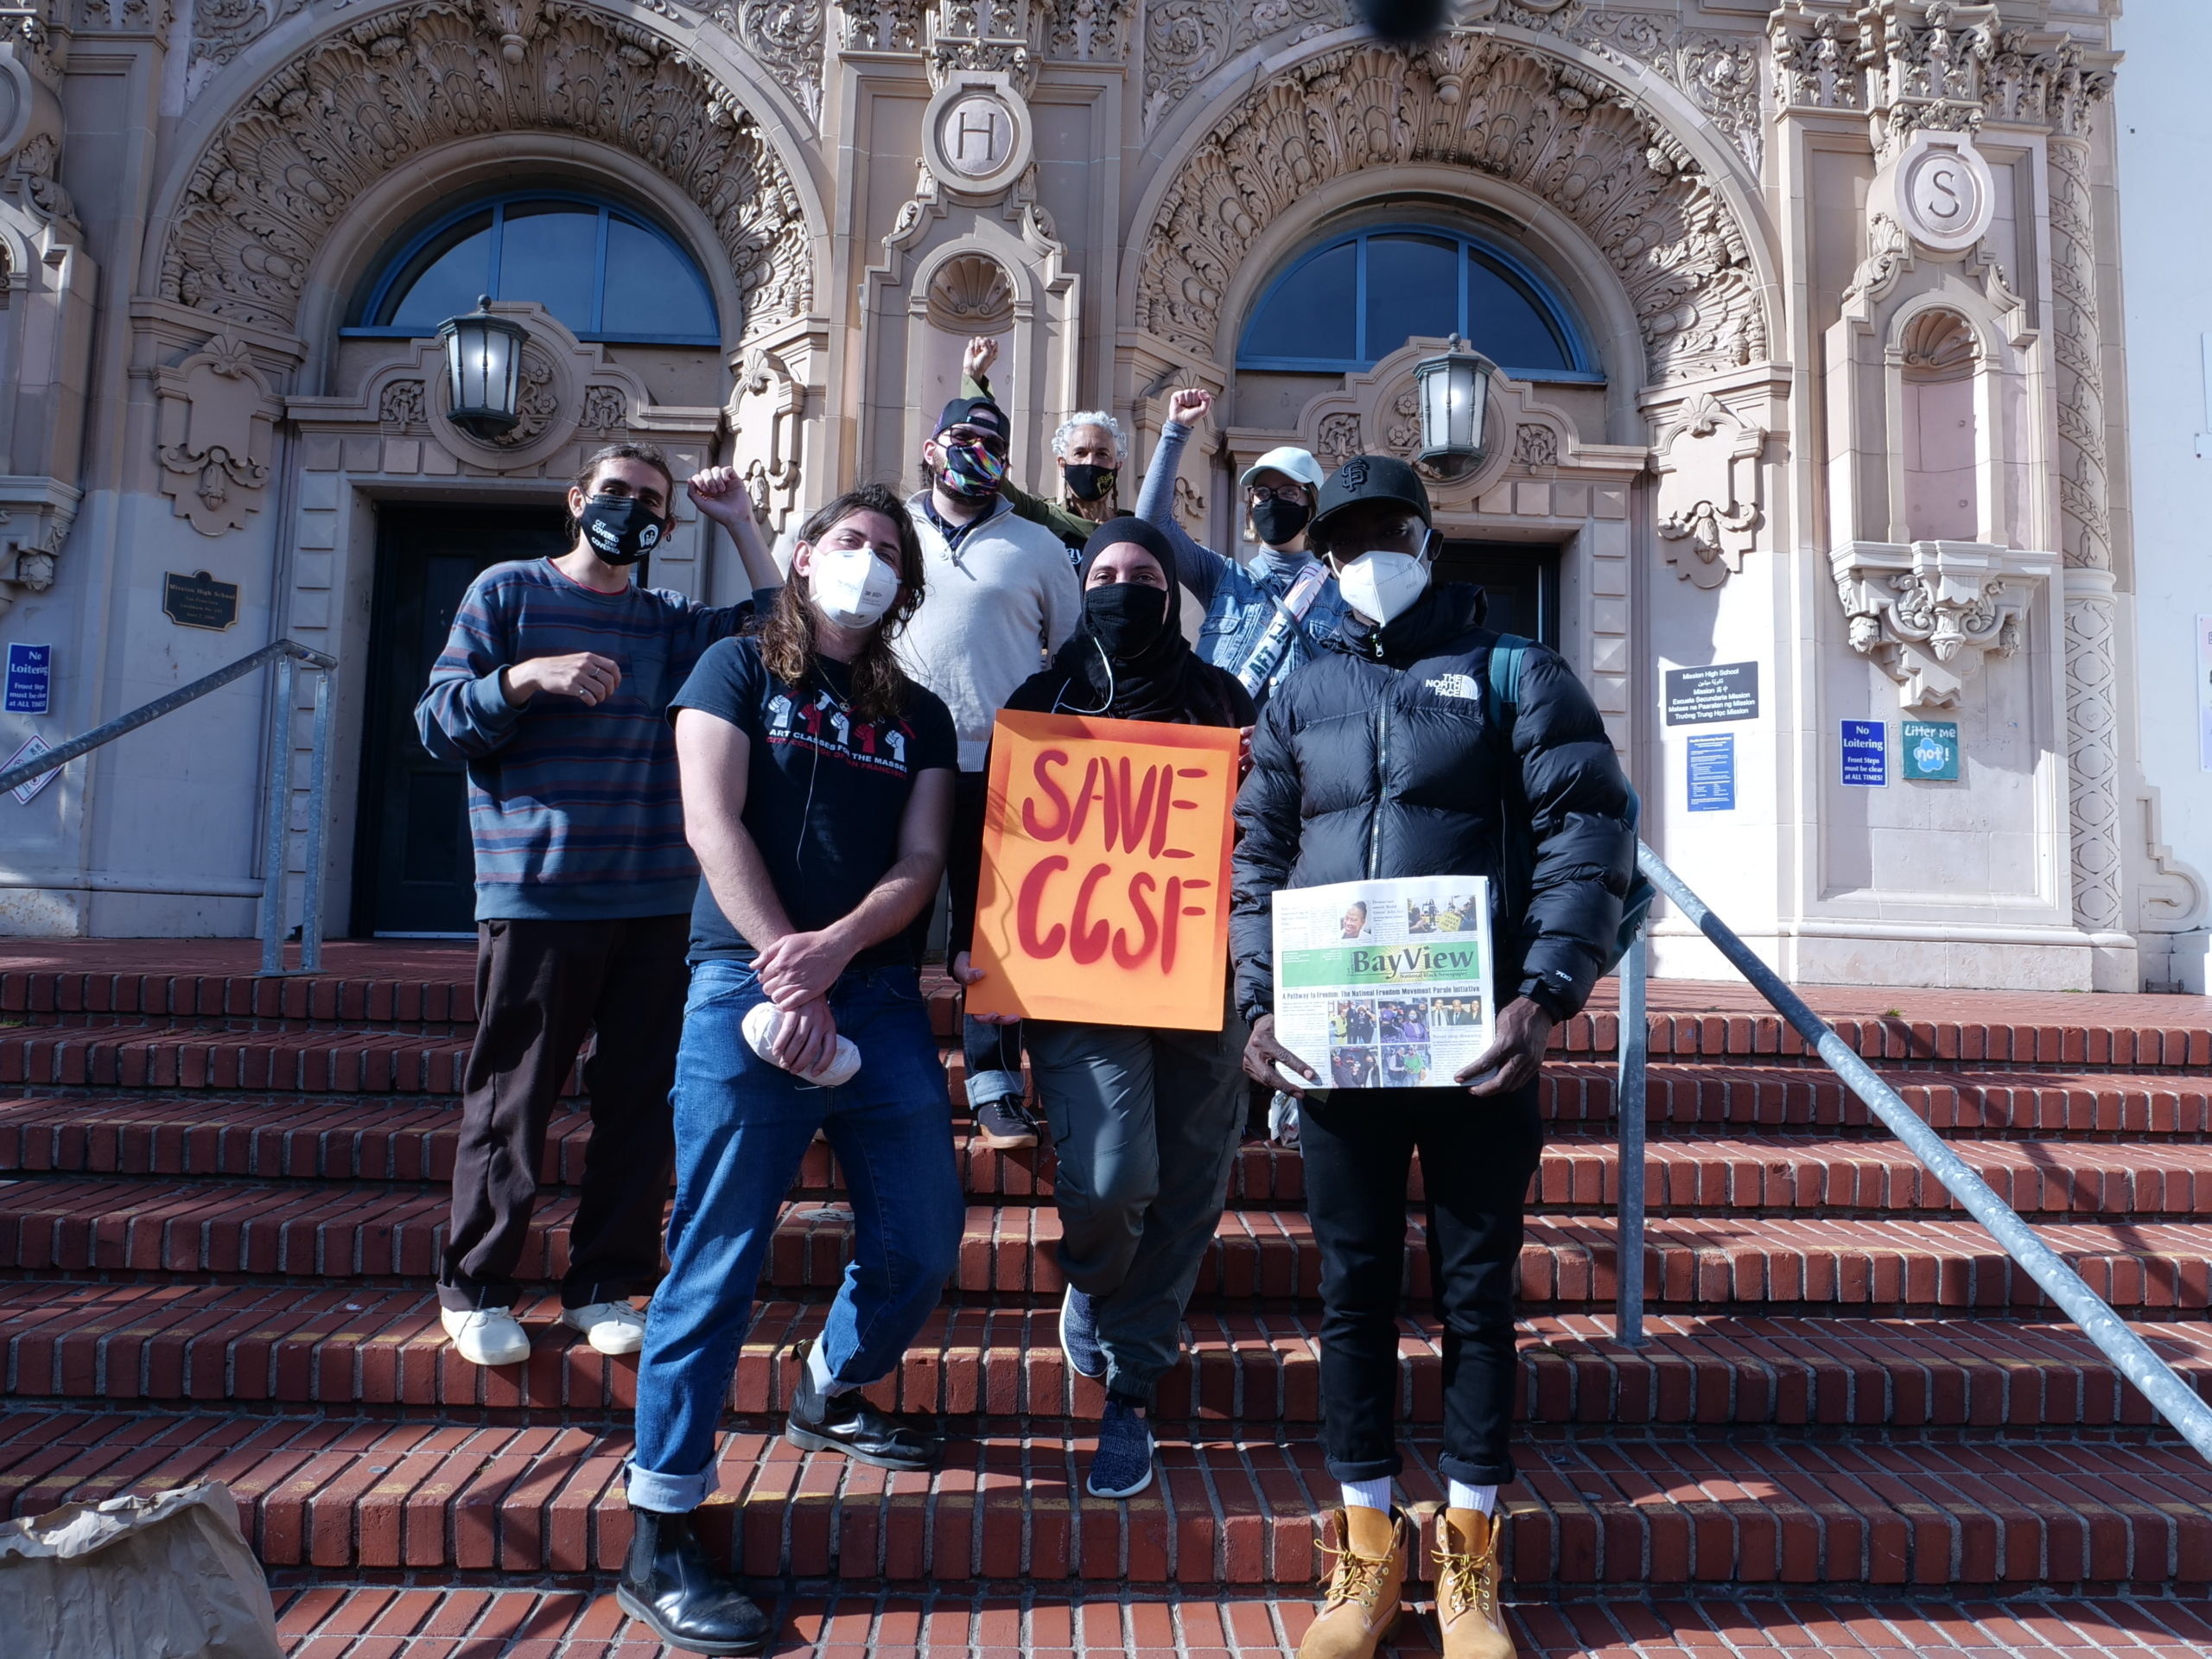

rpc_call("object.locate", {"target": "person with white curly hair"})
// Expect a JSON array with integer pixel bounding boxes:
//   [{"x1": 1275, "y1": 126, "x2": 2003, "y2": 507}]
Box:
[{"x1": 960, "y1": 335, "x2": 1125, "y2": 554}]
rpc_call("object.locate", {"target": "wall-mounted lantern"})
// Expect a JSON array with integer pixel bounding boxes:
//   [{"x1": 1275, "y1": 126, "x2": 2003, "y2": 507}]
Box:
[
  {"x1": 1414, "y1": 334, "x2": 1497, "y2": 479},
  {"x1": 438, "y1": 296, "x2": 528, "y2": 439}
]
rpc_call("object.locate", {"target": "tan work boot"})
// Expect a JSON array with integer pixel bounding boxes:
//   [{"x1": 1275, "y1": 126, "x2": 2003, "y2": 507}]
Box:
[
  {"x1": 1433, "y1": 1506, "x2": 1516, "y2": 1658},
  {"x1": 1298, "y1": 1505, "x2": 1408, "y2": 1659}
]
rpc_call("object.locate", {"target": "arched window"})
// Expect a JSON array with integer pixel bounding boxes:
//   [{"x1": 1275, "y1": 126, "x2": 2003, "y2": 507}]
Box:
[
  {"x1": 348, "y1": 193, "x2": 720, "y2": 346},
  {"x1": 1237, "y1": 227, "x2": 1593, "y2": 379}
]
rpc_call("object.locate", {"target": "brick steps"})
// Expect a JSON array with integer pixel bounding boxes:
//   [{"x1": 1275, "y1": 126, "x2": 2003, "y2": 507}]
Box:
[
  {"x1": 6, "y1": 1179, "x2": 2211, "y2": 1315},
  {"x1": 267, "y1": 1580, "x2": 2212, "y2": 1658},
  {"x1": 16, "y1": 1101, "x2": 2212, "y2": 1219},
  {"x1": 5, "y1": 956, "x2": 2208, "y2": 1066},
  {"x1": 8, "y1": 1056, "x2": 2211, "y2": 1143},
  {"x1": 6, "y1": 1281, "x2": 2209, "y2": 1431},
  {"x1": 6, "y1": 1408, "x2": 2209, "y2": 1588}
]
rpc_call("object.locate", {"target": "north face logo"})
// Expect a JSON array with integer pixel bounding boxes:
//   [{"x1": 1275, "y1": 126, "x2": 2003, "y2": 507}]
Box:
[{"x1": 1426, "y1": 673, "x2": 1479, "y2": 701}]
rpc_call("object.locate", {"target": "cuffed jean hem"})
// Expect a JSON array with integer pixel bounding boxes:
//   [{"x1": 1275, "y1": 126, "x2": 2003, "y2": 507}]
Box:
[
  {"x1": 624, "y1": 1459, "x2": 712, "y2": 1515},
  {"x1": 437, "y1": 1279, "x2": 520, "y2": 1313},
  {"x1": 963, "y1": 1068, "x2": 1023, "y2": 1109},
  {"x1": 1323, "y1": 1452, "x2": 1405, "y2": 1484},
  {"x1": 1438, "y1": 1452, "x2": 1518, "y2": 1487}
]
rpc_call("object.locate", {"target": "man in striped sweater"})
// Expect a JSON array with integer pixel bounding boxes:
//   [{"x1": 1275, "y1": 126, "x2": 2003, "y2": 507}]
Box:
[{"x1": 416, "y1": 442, "x2": 783, "y2": 1368}]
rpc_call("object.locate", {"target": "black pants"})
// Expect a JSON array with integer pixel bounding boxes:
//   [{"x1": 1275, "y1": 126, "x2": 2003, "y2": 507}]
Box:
[
  {"x1": 439, "y1": 914, "x2": 690, "y2": 1313},
  {"x1": 950, "y1": 768, "x2": 1024, "y2": 1109},
  {"x1": 1300, "y1": 1080, "x2": 1543, "y2": 1487}
]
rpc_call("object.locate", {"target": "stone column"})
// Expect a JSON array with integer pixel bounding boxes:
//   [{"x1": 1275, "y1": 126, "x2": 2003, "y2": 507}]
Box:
[{"x1": 2045, "y1": 74, "x2": 2126, "y2": 950}]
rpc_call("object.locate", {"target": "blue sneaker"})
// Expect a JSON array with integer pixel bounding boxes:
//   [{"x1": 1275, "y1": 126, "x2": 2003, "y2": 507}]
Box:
[
  {"x1": 1059, "y1": 1285, "x2": 1104, "y2": 1381},
  {"x1": 1086, "y1": 1401, "x2": 1154, "y2": 1499}
]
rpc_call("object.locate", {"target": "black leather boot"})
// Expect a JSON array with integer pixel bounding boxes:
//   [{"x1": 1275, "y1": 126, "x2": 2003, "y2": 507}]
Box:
[
  {"x1": 785, "y1": 1341, "x2": 939, "y2": 1470},
  {"x1": 615, "y1": 1507, "x2": 771, "y2": 1656}
]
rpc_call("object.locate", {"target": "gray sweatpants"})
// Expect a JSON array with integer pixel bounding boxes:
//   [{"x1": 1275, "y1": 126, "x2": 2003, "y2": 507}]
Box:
[{"x1": 1024, "y1": 1002, "x2": 1249, "y2": 1403}]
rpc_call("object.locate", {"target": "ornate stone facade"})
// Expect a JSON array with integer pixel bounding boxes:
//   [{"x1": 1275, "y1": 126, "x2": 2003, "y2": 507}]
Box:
[
  {"x1": 159, "y1": 0, "x2": 814, "y2": 341},
  {"x1": 0, "y1": 0, "x2": 2184, "y2": 985},
  {"x1": 1135, "y1": 35, "x2": 1768, "y2": 385}
]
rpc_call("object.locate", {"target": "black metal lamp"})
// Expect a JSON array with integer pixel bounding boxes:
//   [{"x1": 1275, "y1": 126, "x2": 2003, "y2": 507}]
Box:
[
  {"x1": 438, "y1": 296, "x2": 528, "y2": 438},
  {"x1": 1413, "y1": 334, "x2": 1497, "y2": 479}
]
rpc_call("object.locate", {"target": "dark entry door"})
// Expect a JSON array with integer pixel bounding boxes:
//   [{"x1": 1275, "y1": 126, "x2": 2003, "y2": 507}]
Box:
[
  {"x1": 1438, "y1": 540, "x2": 1560, "y2": 649},
  {"x1": 355, "y1": 505, "x2": 569, "y2": 936}
]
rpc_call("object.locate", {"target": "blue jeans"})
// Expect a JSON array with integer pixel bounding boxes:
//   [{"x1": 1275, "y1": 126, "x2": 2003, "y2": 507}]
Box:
[{"x1": 626, "y1": 958, "x2": 961, "y2": 1513}]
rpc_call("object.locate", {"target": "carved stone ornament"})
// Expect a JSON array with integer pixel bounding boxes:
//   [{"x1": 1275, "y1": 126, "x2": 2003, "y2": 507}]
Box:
[
  {"x1": 725, "y1": 342, "x2": 807, "y2": 535},
  {"x1": 1832, "y1": 538, "x2": 2054, "y2": 709},
  {"x1": 1653, "y1": 392, "x2": 1763, "y2": 589},
  {"x1": 1878, "y1": 127, "x2": 1995, "y2": 255},
  {"x1": 1137, "y1": 35, "x2": 1768, "y2": 386},
  {"x1": 922, "y1": 0, "x2": 1039, "y2": 93},
  {"x1": 921, "y1": 72, "x2": 1032, "y2": 198},
  {"x1": 925, "y1": 251, "x2": 1014, "y2": 331},
  {"x1": 0, "y1": 474, "x2": 79, "y2": 616},
  {"x1": 160, "y1": 1, "x2": 811, "y2": 342},
  {"x1": 1770, "y1": 1, "x2": 1863, "y2": 113},
  {"x1": 155, "y1": 334, "x2": 276, "y2": 536},
  {"x1": 0, "y1": 42, "x2": 35, "y2": 162},
  {"x1": 1859, "y1": 2, "x2": 2001, "y2": 158}
]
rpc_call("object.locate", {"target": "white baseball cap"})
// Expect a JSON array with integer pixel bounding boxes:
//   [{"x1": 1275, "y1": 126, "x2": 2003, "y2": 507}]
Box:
[{"x1": 1238, "y1": 446, "x2": 1326, "y2": 493}]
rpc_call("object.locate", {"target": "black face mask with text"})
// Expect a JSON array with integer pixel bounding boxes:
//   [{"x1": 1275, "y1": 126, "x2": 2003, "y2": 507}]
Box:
[
  {"x1": 1083, "y1": 580, "x2": 1171, "y2": 659},
  {"x1": 1249, "y1": 497, "x2": 1312, "y2": 548},
  {"x1": 578, "y1": 494, "x2": 666, "y2": 564},
  {"x1": 1062, "y1": 463, "x2": 1118, "y2": 503}
]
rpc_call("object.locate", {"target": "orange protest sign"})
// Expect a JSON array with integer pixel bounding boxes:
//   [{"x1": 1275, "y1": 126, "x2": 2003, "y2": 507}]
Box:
[{"x1": 968, "y1": 709, "x2": 1240, "y2": 1031}]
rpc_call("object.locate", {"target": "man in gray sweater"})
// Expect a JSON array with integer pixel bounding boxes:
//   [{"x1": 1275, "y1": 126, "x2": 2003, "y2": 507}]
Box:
[{"x1": 897, "y1": 393, "x2": 1082, "y2": 1148}]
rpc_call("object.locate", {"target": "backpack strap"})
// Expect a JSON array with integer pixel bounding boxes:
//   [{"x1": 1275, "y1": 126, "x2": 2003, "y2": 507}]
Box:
[{"x1": 1486, "y1": 633, "x2": 1530, "y2": 741}]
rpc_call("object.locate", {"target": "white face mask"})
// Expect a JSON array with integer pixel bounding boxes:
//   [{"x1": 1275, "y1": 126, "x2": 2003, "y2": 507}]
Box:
[
  {"x1": 808, "y1": 543, "x2": 900, "y2": 630},
  {"x1": 1335, "y1": 549, "x2": 1431, "y2": 626}
]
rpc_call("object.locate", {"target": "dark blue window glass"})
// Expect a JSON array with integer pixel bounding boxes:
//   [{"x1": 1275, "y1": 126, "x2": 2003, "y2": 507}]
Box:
[
  {"x1": 1241, "y1": 239, "x2": 1357, "y2": 364},
  {"x1": 1365, "y1": 233, "x2": 1459, "y2": 356},
  {"x1": 1237, "y1": 226, "x2": 1588, "y2": 377},
  {"x1": 358, "y1": 194, "x2": 719, "y2": 345}
]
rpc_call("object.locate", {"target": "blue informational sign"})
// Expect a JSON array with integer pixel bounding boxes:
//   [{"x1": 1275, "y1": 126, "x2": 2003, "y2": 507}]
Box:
[
  {"x1": 1901, "y1": 719, "x2": 1961, "y2": 782},
  {"x1": 4, "y1": 644, "x2": 50, "y2": 715},
  {"x1": 1687, "y1": 733, "x2": 1736, "y2": 811},
  {"x1": 1840, "y1": 719, "x2": 1888, "y2": 786}
]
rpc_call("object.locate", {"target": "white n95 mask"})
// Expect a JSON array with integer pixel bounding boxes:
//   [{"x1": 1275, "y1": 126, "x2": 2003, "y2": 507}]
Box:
[
  {"x1": 809, "y1": 545, "x2": 900, "y2": 629},
  {"x1": 1335, "y1": 550, "x2": 1431, "y2": 626}
]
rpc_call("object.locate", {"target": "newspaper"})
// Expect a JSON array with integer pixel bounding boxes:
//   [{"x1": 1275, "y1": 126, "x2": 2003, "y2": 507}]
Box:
[{"x1": 1270, "y1": 875, "x2": 1495, "y2": 1090}]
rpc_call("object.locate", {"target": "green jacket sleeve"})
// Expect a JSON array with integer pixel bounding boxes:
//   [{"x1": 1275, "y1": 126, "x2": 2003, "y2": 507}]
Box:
[{"x1": 963, "y1": 371, "x2": 1092, "y2": 552}]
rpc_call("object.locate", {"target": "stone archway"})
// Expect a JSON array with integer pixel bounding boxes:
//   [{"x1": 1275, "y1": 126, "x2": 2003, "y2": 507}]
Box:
[
  {"x1": 1135, "y1": 32, "x2": 1770, "y2": 390},
  {"x1": 156, "y1": 0, "x2": 813, "y2": 345}
]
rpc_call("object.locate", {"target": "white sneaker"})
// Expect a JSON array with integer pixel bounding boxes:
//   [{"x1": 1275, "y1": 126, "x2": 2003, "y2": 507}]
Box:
[
  {"x1": 561, "y1": 1300, "x2": 647, "y2": 1356},
  {"x1": 441, "y1": 1306, "x2": 531, "y2": 1367}
]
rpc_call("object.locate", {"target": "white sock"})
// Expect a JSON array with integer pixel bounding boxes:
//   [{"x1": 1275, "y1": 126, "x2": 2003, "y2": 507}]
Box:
[
  {"x1": 1447, "y1": 1479, "x2": 1497, "y2": 1516},
  {"x1": 805, "y1": 1339, "x2": 856, "y2": 1397},
  {"x1": 1340, "y1": 1477, "x2": 1393, "y2": 1514}
]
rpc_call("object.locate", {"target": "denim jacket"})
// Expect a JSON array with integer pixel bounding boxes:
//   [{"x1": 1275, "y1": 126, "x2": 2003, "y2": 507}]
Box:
[{"x1": 1133, "y1": 419, "x2": 1349, "y2": 709}]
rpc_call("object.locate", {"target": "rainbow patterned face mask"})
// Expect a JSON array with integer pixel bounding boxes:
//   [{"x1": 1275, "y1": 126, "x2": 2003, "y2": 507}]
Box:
[{"x1": 937, "y1": 439, "x2": 1007, "y2": 500}]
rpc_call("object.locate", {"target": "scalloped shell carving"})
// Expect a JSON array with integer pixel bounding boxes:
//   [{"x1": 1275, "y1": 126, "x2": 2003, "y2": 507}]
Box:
[
  {"x1": 1901, "y1": 308, "x2": 1978, "y2": 383},
  {"x1": 925, "y1": 253, "x2": 1015, "y2": 332}
]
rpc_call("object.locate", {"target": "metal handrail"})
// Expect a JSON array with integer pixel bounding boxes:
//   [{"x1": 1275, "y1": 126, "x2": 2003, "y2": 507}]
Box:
[
  {"x1": 0, "y1": 640, "x2": 339, "y2": 978},
  {"x1": 1613, "y1": 841, "x2": 2212, "y2": 1465}
]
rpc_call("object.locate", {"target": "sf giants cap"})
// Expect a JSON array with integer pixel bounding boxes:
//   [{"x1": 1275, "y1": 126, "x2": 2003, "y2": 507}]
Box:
[
  {"x1": 1237, "y1": 446, "x2": 1326, "y2": 493},
  {"x1": 936, "y1": 396, "x2": 1010, "y2": 447},
  {"x1": 1308, "y1": 454, "x2": 1434, "y2": 543}
]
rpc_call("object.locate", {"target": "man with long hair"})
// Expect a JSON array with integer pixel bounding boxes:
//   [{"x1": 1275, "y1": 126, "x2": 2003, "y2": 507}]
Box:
[
  {"x1": 619, "y1": 485, "x2": 961, "y2": 1656},
  {"x1": 417, "y1": 442, "x2": 780, "y2": 1370}
]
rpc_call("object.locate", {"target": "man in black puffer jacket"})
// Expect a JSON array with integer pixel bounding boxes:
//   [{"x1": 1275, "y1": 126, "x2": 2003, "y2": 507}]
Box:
[{"x1": 1230, "y1": 455, "x2": 1634, "y2": 1659}]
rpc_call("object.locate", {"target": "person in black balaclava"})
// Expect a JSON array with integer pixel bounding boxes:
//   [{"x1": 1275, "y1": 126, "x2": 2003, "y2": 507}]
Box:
[{"x1": 948, "y1": 516, "x2": 1254, "y2": 1507}]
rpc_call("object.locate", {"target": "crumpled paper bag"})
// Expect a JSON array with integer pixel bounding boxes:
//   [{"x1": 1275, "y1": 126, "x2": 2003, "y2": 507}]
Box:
[{"x1": 0, "y1": 1479, "x2": 282, "y2": 1659}]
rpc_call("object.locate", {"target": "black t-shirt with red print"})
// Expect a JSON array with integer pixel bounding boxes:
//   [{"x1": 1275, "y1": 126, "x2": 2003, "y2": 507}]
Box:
[{"x1": 670, "y1": 636, "x2": 957, "y2": 966}]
